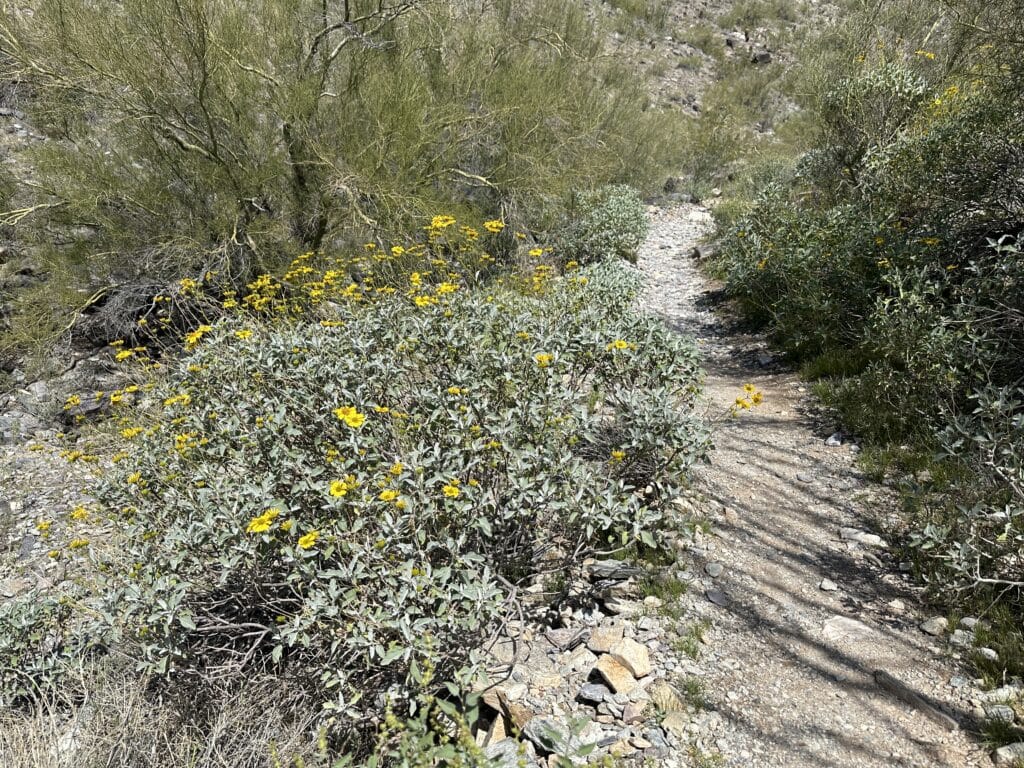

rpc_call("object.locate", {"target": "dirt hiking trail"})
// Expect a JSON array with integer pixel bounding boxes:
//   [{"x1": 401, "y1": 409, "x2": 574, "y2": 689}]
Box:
[{"x1": 638, "y1": 204, "x2": 992, "y2": 767}]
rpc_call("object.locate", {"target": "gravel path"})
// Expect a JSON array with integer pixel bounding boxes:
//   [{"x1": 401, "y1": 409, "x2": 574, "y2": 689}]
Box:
[{"x1": 637, "y1": 205, "x2": 992, "y2": 768}]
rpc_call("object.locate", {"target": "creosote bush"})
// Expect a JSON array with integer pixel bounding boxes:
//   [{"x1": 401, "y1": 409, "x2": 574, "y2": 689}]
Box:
[{"x1": 2, "y1": 220, "x2": 709, "y2": 760}]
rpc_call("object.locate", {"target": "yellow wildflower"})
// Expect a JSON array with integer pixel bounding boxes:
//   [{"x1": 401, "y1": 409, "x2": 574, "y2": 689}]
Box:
[
  {"x1": 610, "y1": 450, "x2": 626, "y2": 462},
  {"x1": 379, "y1": 489, "x2": 399, "y2": 502},
  {"x1": 442, "y1": 483, "x2": 460, "y2": 498},
  {"x1": 298, "y1": 530, "x2": 320, "y2": 550},
  {"x1": 484, "y1": 219, "x2": 505, "y2": 233},
  {"x1": 68, "y1": 538, "x2": 90, "y2": 550},
  {"x1": 535, "y1": 353, "x2": 553, "y2": 368},
  {"x1": 333, "y1": 406, "x2": 366, "y2": 428},
  {"x1": 245, "y1": 508, "x2": 281, "y2": 534},
  {"x1": 70, "y1": 506, "x2": 89, "y2": 521},
  {"x1": 329, "y1": 475, "x2": 358, "y2": 497}
]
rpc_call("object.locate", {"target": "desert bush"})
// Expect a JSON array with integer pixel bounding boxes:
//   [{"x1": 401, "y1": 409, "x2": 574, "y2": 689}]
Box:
[
  {"x1": 710, "y1": 0, "x2": 1024, "y2": 657},
  {"x1": 911, "y1": 386, "x2": 1024, "y2": 599},
  {"x1": 0, "y1": 0, "x2": 683, "y2": 356},
  {"x1": 560, "y1": 185, "x2": 648, "y2": 264},
  {"x1": 2, "y1": 243, "x2": 707, "y2": 756}
]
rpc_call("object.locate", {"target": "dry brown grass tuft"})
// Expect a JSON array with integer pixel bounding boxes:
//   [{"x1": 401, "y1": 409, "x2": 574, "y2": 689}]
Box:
[{"x1": 0, "y1": 661, "x2": 321, "y2": 768}]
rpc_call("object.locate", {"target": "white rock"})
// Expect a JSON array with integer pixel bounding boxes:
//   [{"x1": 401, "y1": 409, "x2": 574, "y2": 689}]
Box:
[{"x1": 920, "y1": 617, "x2": 949, "y2": 636}]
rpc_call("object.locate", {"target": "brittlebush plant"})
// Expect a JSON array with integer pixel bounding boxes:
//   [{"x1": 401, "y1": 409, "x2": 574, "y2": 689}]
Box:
[{"x1": 15, "y1": 219, "x2": 708, "y2": 757}]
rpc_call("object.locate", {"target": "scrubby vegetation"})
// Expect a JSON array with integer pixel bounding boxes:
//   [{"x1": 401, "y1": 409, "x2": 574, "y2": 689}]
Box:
[
  {"x1": 709, "y1": 0, "x2": 1024, "y2": 654},
  {"x1": 0, "y1": 222, "x2": 709, "y2": 763},
  {"x1": 0, "y1": 0, "x2": 682, "y2": 362}
]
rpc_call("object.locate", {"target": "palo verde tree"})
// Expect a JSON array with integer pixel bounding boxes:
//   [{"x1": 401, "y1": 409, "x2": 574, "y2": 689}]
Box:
[{"x1": 0, "y1": 0, "x2": 678, "y2": 325}]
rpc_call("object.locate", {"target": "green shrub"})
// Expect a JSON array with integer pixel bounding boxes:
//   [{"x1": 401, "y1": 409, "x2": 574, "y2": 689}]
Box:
[
  {"x1": 0, "y1": 0, "x2": 683, "y2": 355},
  {"x1": 910, "y1": 385, "x2": 1024, "y2": 617},
  {"x1": 710, "y1": 0, "x2": 1024, "y2": 666},
  {"x1": 9, "y1": 257, "x2": 706, "y2": 755},
  {"x1": 0, "y1": 589, "x2": 94, "y2": 707},
  {"x1": 561, "y1": 185, "x2": 648, "y2": 264}
]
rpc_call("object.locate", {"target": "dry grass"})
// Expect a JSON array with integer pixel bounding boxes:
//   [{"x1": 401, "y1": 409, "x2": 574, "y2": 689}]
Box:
[{"x1": 0, "y1": 661, "x2": 321, "y2": 768}]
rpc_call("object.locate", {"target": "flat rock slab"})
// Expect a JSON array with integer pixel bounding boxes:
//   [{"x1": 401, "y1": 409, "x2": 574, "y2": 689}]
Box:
[
  {"x1": 609, "y1": 638, "x2": 652, "y2": 678},
  {"x1": 822, "y1": 615, "x2": 876, "y2": 644},
  {"x1": 587, "y1": 625, "x2": 624, "y2": 654},
  {"x1": 706, "y1": 588, "x2": 731, "y2": 607},
  {"x1": 594, "y1": 654, "x2": 637, "y2": 694}
]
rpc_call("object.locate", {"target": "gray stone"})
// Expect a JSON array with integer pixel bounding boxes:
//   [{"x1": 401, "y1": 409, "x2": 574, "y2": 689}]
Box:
[
  {"x1": 982, "y1": 685, "x2": 1022, "y2": 703},
  {"x1": 978, "y1": 647, "x2": 999, "y2": 662},
  {"x1": 522, "y1": 717, "x2": 575, "y2": 756},
  {"x1": 950, "y1": 629, "x2": 974, "y2": 648},
  {"x1": 705, "y1": 562, "x2": 724, "y2": 578},
  {"x1": 566, "y1": 646, "x2": 598, "y2": 674},
  {"x1": 960, "y1": 617, "x2": 980, "y2": 630},
  {"x1": 661, "y1": 711, "x2": 688, "y2": 738},
  {"x1": 825, "y1": 432, "x2": 843, "y2": 446},
  {"x1": 819, "y1": 578, "x2": 838, "y2": 592},
  {"x1": 994, "y1": 742, "x2": 1024, "y2": 765},
  {"x1": 586, "y1": 560, "x2": 642, "y2": 580},
  {"x1": 750, "y1": 49, "x2": 772, "y2": 64},
  {"x1": 986, "y1": 705, "x2": 1016, "y2": 723},
  {"x1": 796, "y1": 473, "x2": 813, "y2": 483},
  {"x1": 949, "y1": 675, "x2": 970, "y2": 689},
  {"x1": 706, "y1": 588, "x2": 730, "y2": 607},
  {"x1": 839, "y1": 527, "x2": 887, "y2": 548},
  {"x1": 545, "y1": 628, "x2": 586, "y2": 651},
  {"x1": 920, "y1": 617, "x2": 949, "y2": 636},
  {"x1": 644, "y1": 727, "x2": 669, "y2": 748},
  {"x1": 577, "y1": 683, "x2": 610, "y2": 704},
  {"x1": 822, "y1": 616, "x2": 876, "y2": 643},
  {"x1": 485, "y1": 739, "x2": 521, "y2": 767}
]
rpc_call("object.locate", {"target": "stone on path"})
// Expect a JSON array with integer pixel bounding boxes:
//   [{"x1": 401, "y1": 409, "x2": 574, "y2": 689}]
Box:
[
  {"x1": 819, "y1": 578, "x2": 838, "y2": 592},
  {"x1": 994, "y1": 743, "x2": 1024, "y2": 765},
  {"x1": 705, "y1": 562, "x2": 724, "y2": 578},
  {"x1": 822, "y1": 615, "x2": 876, "y2": 644},
  {"x1": 950, "y1": 629, "x2": 974, "y2": 648},
  {"x1": 706, "y1": 588, "x2": 730, "y2": 607}
]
